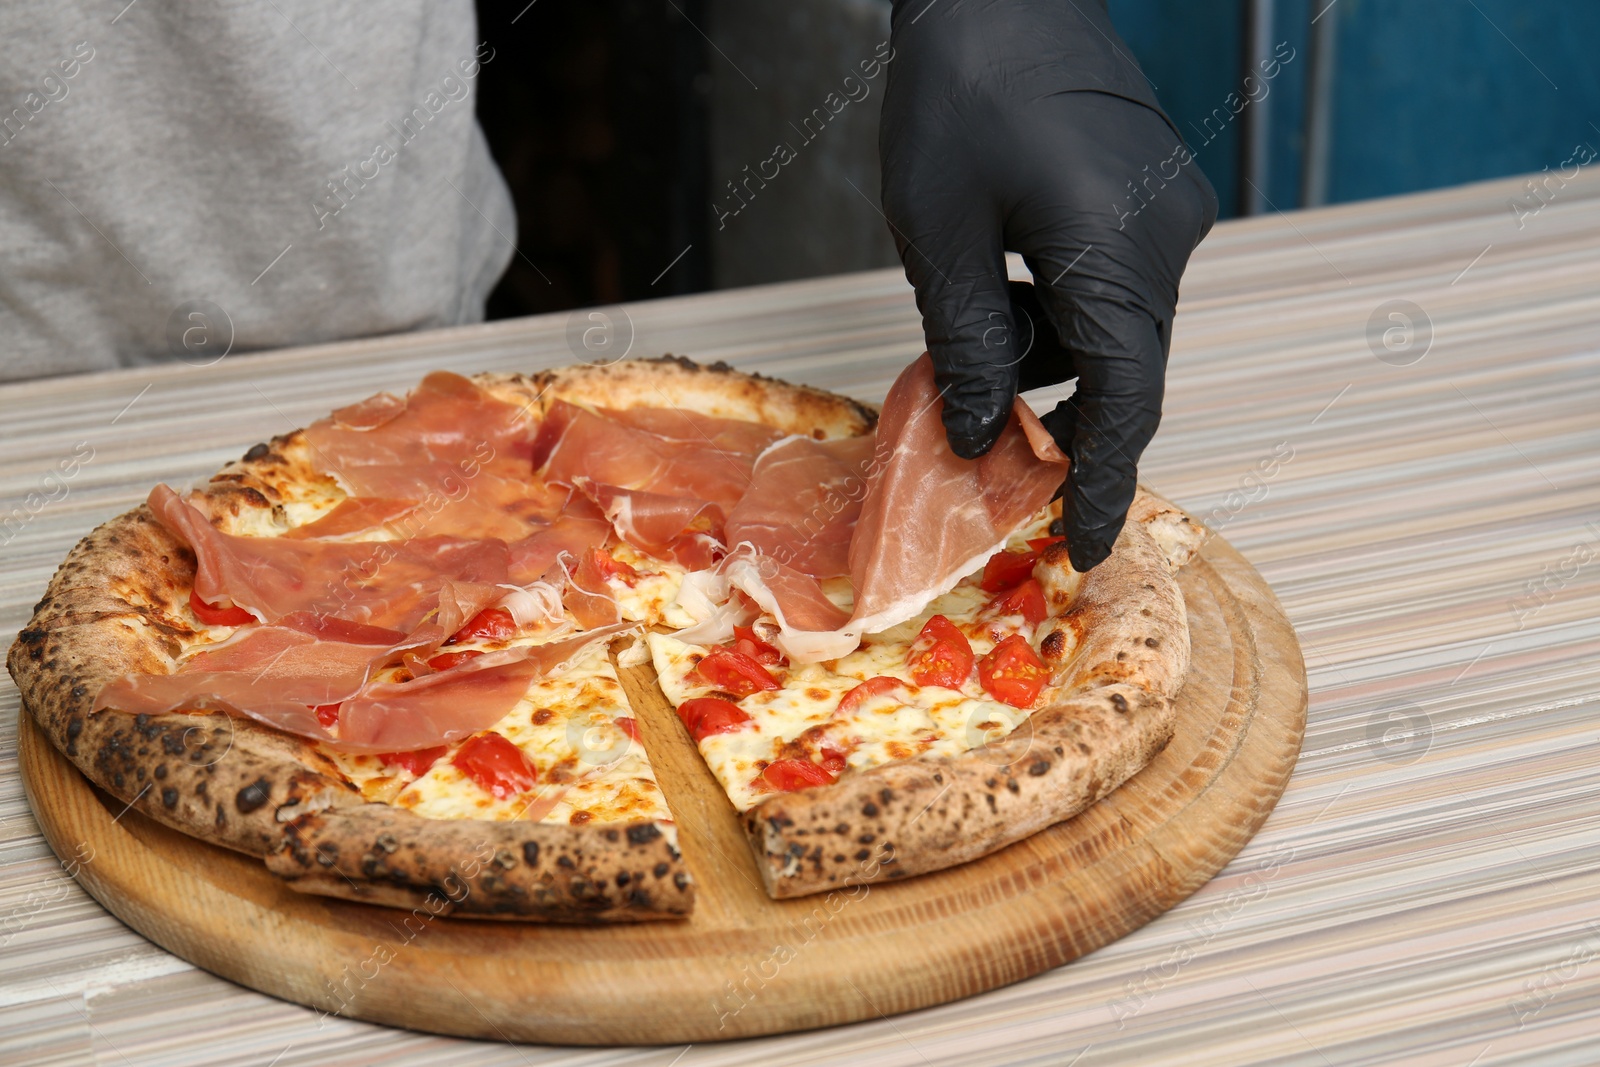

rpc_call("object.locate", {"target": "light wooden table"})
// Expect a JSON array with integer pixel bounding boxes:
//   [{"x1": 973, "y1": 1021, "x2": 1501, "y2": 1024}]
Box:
[{"x1": 3, "y1": 171, "x2": 1598, "y2": 1066}]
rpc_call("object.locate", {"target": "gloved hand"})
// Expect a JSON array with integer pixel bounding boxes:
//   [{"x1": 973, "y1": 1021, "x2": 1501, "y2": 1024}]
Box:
[{"x1": 879, "y1": 0, "x2": 1218, "y2": 571}]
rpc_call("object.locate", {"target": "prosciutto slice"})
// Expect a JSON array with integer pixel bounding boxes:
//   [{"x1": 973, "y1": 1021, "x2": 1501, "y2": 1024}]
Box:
[
  {"x1": 302, "y1": 371, "x2": 564, "y2": 541},
  {"x1": 93, "y1": 613, "x2": 419, "y2": 741},
  {"x1": 336, "y1": 628, "x2": 632, "y2": 751},
  {"x1": 532, "y1": 401, "x2": 765, "y2": 513},
  {"x1": 578, "y1": 479, "x2": 725, "y2": 569},
  {"x1": 739, "y1": 355, "x2": 1068, "y2": 662},
  {"x1": 603, "y1": 407, "x2": 784, "y2": 455},
  {"x1": 96, "y1": 624, "x2": 630, "y2": 753},
  {"x1": 506, "y1": 494, "x2": 614, "y2": 584},
  {"x1": 724, "y1": 434, "x2": 877, "y2": 579},
  {"x1": 149, "y1": 485, "x2": 510, "y2": 631}
]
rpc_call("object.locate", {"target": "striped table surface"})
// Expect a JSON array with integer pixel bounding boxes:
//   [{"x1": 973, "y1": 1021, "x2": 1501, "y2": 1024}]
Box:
[{"x1": 2, "y1": 169, "x2": 1598, "y2": 1067}]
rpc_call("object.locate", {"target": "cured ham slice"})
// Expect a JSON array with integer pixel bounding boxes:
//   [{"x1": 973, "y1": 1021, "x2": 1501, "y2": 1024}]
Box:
[
  {"x1": 578, "y1": 479, "x2": 724, "y2": 569},
  {"x1": 736, "y1": 355, "x2": 1067, "y2": 662},
  {"x1": 280, "y1": 498, "x2": 419, "y2": 540},
  {"x1": 846, "y1": 354, "x2": 1067, "y2": 635},
  {"x1": 96, "y1": 624, "x2": 631, "y2": 753},
  {"x1": 603, "y1": 407, "x2": 783, "y2": 455},
  {"x1": 725, "y1": 434, "x2": 877, "y2": 578},
  {"x1": 532, "y1": 401, "x2": 766, "y2": 513},
  {"x1": 336, "y1": 628, "x2": 633, "y2": 751},
  {"x1": 149, "y1": 485, "x2": 509, "y2": 631},
  {"x1": 506, "y1": 495, "x2": 613, "y2": 584},
  {"x1": 721, "y1": 545, "x2": 850, "y2": 660},
  {"x1": 303, "y1": 372, "x2": 563, "y2": 541},
  {"x1": 93, "y1": 612, "x2": 419, "y2": 740}
]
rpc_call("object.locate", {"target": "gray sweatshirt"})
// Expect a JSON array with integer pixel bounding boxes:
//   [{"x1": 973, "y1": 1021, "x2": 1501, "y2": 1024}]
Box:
[{"x1": 0, "y1": 2, "x2": 514, "y2": 380}]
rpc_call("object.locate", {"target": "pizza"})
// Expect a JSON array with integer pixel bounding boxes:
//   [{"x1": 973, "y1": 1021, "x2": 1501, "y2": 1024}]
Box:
[{"x1": 8, "y1": 355, "x2": 1202, "y2": 920}]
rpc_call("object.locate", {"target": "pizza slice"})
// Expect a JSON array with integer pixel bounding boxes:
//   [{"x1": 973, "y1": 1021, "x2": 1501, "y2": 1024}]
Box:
[{"x1": 646, "y1": 495, "x2": 1201, "y2": 897}]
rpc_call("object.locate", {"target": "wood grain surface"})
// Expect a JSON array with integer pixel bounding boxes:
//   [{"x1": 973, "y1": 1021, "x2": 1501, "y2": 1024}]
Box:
[{"x1": 17, "y1": 532, "x2": 1306, "y2": 1045}]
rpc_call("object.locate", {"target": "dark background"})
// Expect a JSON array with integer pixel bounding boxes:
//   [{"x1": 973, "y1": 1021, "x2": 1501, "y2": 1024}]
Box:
[{"x1": 474, "y1": 0, "x2": 1600, "y2": 318}]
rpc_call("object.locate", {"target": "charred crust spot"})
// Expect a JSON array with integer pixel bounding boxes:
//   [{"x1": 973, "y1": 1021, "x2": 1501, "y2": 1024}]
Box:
[
  {"x1": 629, "y1": 887, "x2": 652, "y2": 908},
  {"x1": 65, "y1": 716, "x2": 83, "y2": 750},
  {"x1": 1111, "y1": 693, "x2": 1130, "y2": 714},
  {"x1": 243, "y1": 442, "x2": 271, "y2": 461},
  {"x1": 603, "y1": 829, "x2": 619, "y2": 842},
  {"x1": 161, "y1": 787, "x2": 178, "y2": 808},
  {"x1": 374, "y1": 833, "x2": 399, "y2": 854},
  {"x1": 1116, "y1": 651, "x2": 1127, "y2": 661},
  {"x1": 1028, "y1": 759, "x2": 1051, "y2": 777},
  {"x1": 160, "y1": 732, "x2": 186, "y2": 755},
  {"x1": 235, "y1": 778, "x2": 272, "y2": 814},
  {"x1": 522, "y1": 841, "x2": 540, "y2": 867},
  {"x1": 616, "y1": 871, "x2": 632, "y2": 887},
  {"x1": 1145, "y1": 636, "x2": 1160, "y2": 648},
  {"x1": 557, "y1": 855, "x2": 576, "y2": 870},
  {"x1": 854, "y1": 848, "x2": 871, "y2": 862},
  {"x1": 985, "y1": 793, "x2": 998, "y2": 812},
  {"x1": 834, "y1": 822, "x2": 849, "y2": 835},
  {"x1": 878, "y1": 788, "x2": 894, "y2": 806},
  {"x1": 833, "y1": 854, "x2": 846, "y2": 864},
  {"x1": 858, "y1": 833, "x2": 875, "y2": 844},
  {"x1": 673, "y1": 872, "x2": 690, "y2": 891},
  {"x1": 1006, "y1": 778, "x2": 1021, "y2": 794},
  {"x1": 861, "y1": 801, "x2": 879, "y2": 818},
  {"x1": 215, "y1": 803, "x2": 226, "y2": 827},
  {"x1": 653, "y1": 861, "x2": 670, "y2": 879},
  {"x1": 626, "y1": 823, "x2": 662, "y2": 846},
  {"x1": 1040, "y1": 630, "x2": 1066, "y2": 659}
]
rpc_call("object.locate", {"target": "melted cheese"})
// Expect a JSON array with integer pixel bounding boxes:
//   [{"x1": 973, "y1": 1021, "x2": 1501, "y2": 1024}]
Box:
[{"x1": 320, "y1": 644, "x2": 670, "y2": 825}]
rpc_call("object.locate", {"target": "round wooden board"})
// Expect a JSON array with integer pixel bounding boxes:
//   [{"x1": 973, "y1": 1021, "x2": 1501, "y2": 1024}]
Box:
[{"x1": 18, "y1": 532, "x2": 1306, "y2": 1045}]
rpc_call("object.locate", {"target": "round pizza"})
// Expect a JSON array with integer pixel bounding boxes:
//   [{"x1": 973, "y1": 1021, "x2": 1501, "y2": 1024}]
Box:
[{"x1": 8, "y1": 355, "x2": 1202, "y2": 920}]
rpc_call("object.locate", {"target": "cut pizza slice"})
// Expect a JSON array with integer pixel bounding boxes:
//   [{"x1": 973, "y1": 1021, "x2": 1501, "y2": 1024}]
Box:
[{"x1": 646, "y1": 495, "x2": 1203, "y2": 898}]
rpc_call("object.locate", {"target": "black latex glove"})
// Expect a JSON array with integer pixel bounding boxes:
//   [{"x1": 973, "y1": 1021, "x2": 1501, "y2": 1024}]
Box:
[{"x1": 880, "y1": 0, "x2": 1218, "y2": 571}]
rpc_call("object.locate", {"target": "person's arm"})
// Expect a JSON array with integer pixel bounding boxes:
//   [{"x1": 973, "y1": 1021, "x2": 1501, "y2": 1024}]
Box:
[{"x1": 879, "y1": 0, "x2": 1217, "y2": 571}]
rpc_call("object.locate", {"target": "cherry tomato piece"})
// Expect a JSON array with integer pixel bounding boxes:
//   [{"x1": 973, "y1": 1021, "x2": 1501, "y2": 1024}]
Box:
[
  {"x1": 819, "y1": 746, "x2": 849, "y2": 775},
  {"x1": 692, "y1": 649, "x2": 779, "y2": 696},
  {"x1": 449, "y1": 607, "x2": 517, "y2": 645},
  {"x1": 590, "y1": 547, "x2": 640, "y2": 585},
  {"x1": 760, "y1": 758, "x2": 837, "y2": 792},
  {"x1": 977, "y1": 634, "x2": 1050, "y2": 708},
  {"x1": 615, "y1": 716, "x2": 642, "y2": 742},
  {"x1": 426, "y1": 649, "x2": 484, "y2": 671},
  {"x1": 189, "y1": 588, "x2": 256, "y2": 627},
  {"x1": 988, "y1": 578, "x2": 1048, "y2": 626},
  {"x1": 907, "y1": 614, "x2": 974, "y2": 689},
  {"x1": 379, "y1": 746, "x2": 448, "y2": 777},
  {"x1": 836, "y1": 676, "x2": 906, "y2": 716},
  {"x1": 731, "y1": 625, "x2": 785, "y2": 666},
  {"x1": 452, "y1": 731, "x2": 538, "y2": 799},
  {"x1": 677, "y1": 697, "x2": 754, "y2": 742},
  {"x1": 1026, "y1": 535, "x2": 1066, "y2": 552},
  {"x1": 313, "y1": 703, "x2": 341, "y2": 729},
  {"x1": 980, "y1": 549, "x2": 1039, "y2": 592}
]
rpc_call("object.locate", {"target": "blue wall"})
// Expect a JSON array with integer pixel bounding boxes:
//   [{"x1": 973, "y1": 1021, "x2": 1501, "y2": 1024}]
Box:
[{"x1": 1107, "y1": 0, "x2": 1600, "y2": 215}]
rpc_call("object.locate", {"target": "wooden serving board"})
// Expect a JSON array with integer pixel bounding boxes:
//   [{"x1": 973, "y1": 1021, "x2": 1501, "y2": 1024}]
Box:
[{"x1": 18, "y1": 532, "x2": 1306, "y2": 1045}]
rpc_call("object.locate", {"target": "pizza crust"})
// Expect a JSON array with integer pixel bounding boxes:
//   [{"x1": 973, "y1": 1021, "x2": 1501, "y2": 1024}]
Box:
[{"x1": 735, "y1": 493, "x2": 1198, "y2": 898}]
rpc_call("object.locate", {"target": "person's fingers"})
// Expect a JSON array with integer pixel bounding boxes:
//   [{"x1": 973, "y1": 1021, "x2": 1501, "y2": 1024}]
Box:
[
  {"x1": 1008, "y1": 280, "x2": 1076, "y2": 394},
  {"x1": 1035, "y1": 286, "x2": 1168, "y2": 572},
  {"x1": 885, "y1": 214, "x2": 1020, "y2": 459},
  {"x1": 879, "y1": 80, "x2": 1022, "y2": 457}
]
